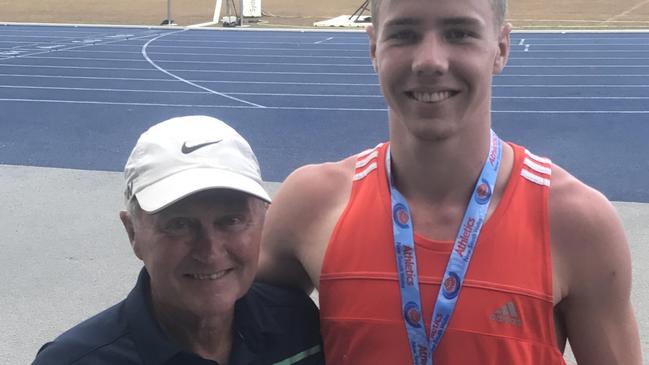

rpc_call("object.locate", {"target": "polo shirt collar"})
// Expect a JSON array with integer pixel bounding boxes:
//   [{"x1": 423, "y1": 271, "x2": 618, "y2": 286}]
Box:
[
  {"x1": 235, "y1": 283, "x2": 284, "y2": 341},
  {"x1": 230, "y1": 284, "x2": 285, "y2": 365}
]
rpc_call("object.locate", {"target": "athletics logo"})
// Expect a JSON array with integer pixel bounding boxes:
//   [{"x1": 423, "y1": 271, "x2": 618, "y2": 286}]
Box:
[
  {"x1": 403, "y1": 301, "x2": 422, "y2": 328},
  {"x1": 393, "y1": 203, "x2": 410, "y2": 228},
  {"x1": 474, "y1": 179, "x2": 491, "y2": 205},
  {"x1": 442, "y1": 272, "x2": 461, "y2": 300}
]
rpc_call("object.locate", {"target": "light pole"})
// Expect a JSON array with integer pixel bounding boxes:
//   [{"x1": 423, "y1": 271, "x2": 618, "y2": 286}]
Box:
[
  {"x1": 240, "y1": 0, "x2": 244, "y2": 27},
  {"x1": 161, "y1": 0, "x2": 174, "y2": 26},
  {"x1": 167, "y1": 0, "x2": 171, "y2": 25}
]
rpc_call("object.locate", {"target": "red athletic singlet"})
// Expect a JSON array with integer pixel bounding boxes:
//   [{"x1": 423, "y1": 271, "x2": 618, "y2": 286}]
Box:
[{"x1": 319, "y1": 142, "x2": 566, "y2": 364}]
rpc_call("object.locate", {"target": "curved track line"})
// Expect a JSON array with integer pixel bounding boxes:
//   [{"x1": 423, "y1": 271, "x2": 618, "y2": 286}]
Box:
[{"x1": 141, "y1": 29, "x2": 265, "y2": 108}]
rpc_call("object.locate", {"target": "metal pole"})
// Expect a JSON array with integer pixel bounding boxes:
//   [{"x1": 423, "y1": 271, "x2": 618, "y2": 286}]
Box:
[
  {"x1": 213, "y1": 0, "x2": 223, "y2": 23},
  {"x1": 240, "y1": 0, "x2": 244, "y2": 26},
  {"x1": 167, "y1": 0, "x2": 172, "y2": 26}
]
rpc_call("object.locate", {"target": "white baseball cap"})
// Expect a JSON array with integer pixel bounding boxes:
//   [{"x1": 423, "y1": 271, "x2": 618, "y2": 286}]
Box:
[{"x1": 124, "y1": 115, "x2": 271, "y2": 213}]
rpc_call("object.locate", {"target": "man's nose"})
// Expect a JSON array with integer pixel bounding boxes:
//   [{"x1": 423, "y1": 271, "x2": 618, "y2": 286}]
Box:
[
  {"x1": 191, "y1": 228, "x2": 227, "y2": 263},
  {"x1": 412, "y1": 34, "x2": 449, "y2": 76}
]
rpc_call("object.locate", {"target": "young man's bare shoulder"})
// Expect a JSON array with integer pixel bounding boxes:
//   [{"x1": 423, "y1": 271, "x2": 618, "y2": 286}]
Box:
[
  {"x1": 275, "y1": 156, "x2": 357, "y2": 214},
  {"x1": 549, "y1": 164, "x2": 625, "y2": 249},
  {"x1": 258, "y1": 156, "x2": 358, "y2": 289},
  {"x1": 549, "y1": 163, "x2": 630, "y2": 297},
  {"x1": 549, "y1": 160, "x2": 640, "y2": 364}
]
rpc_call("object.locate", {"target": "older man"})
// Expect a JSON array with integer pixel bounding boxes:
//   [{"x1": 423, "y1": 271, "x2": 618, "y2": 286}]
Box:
[{"x1": 33, "y1": 116, "x2": 324, "y2": 365}]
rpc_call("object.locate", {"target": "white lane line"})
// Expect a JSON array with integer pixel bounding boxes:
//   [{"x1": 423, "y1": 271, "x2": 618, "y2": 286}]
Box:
[
  {"x1": 139, "y1": 44, "x2": 371, "y2": 53},
  {"x1": 6, "y1": 71, "x2": 649, "y2": 87},
  {"x1": 13, "y1": 41, "x2": 645, "y2": 54},
  {"x1": 0, "y1": 85, "x2": 207, "y2": 94},
  {"x1": 93, "y1": 38, "x2": 365, "y2": 46},
  {"x1": 494, "y1": 84, "x2": 649, "y2": 88},
  {"x1": 314, "y1": 37, "x2": 334, "y2": 44},
  {"x1": 0, "y1": 73, "x2": 380, "y2": 86},
  {"x1": 0, "y1": 27, "x2": 369, "y2": 40},
  {"x1": 0, "y1": 34, "x2": 103, "y2": 40},
  {"x1": 492, "y1": 110, "x2": 649, "y2": 114},
  {"x1": 99, "y1": 37, "x2": 649, "y2": 47},
  {"x1": 2, "y1": 98, "x2": 649, "y2": 114},
  {"x1": 6, "y1": 73, "x2": 649, "y2": 88},
  {"x1": 511, "y1": 50, "x2": 649, "y2": 53},
  {"x1": 141, "y1": 30, "x2": 265, "y2": 108},
  {"x1": 509, "y1": 17, "x2": 649, "y2": 23},
  {"x1": 498, "y1": 73, "x2": 649, "y2": 76},
  {"x1": 36, "y1": 45, "x2": 66, "y2": 50},
  {"x1": 27, "y1": 48, "x2": 371, "y2": 58},
  {"x1": 188, "y1": 21, "x2": 218, "y2": 28},
  {"x1": 492, "y1": 96, "x2": 649, "y2": 99},
  {"x1": 8, "y1": 62, "x2": 649, "y2": 76},
  {"x1": 506, "y1": 65, "x2": 649, "y2": 68},
  {"x1": 0, "y1": 60, "x2": 371, "y2": 69},
  {"x1": 0, "y1": 98, "x2": 387, "y2": 111},
  {"x1": 0, "y1": 31, "x2": 164, "y2": 59},
  {"x1": 4, "y1": 55, "x2": 649, "y2": 69},
  {"x1": 11, "y1": 52, "x2": 371, "y2": 60},
  {"x1": 30, "y1": 46, "x2": 649, "y2": 59},
  {"x1": 4, "y1": 85, "x2": 649, "y2": 100},
  {"x1": 509, "y1": 57, "x2": 649, "y2": 60},
  {"x1": 13, "y1": 36, "x2": 648, "y2": 47},
  {"x1": 0, "y1": 85, "x2": 383, "y2": 97}
]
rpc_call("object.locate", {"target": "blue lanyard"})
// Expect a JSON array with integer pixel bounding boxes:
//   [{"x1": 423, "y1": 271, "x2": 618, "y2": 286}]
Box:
[{"x1": 388, "y1": 130, "x2": 503, "y2": 365}]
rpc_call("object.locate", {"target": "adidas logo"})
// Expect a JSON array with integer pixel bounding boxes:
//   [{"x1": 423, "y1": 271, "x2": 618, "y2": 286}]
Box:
[{"x1": 491, "y1": 301, "x2": 522, "y2": 327}]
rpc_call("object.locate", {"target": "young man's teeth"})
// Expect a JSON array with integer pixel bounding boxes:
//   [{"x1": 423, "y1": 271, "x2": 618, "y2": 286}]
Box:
[
  {"x1": 191, "y1": 272, "x2": 227, "y2": 280},
  {"x1": 413, "y1": 91, "x2": 451, "y2": 103}
]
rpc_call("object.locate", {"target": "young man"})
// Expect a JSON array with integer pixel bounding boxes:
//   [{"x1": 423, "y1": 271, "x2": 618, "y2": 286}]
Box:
[
  {"x1": 259, "y1": 0, "x2": 642, "y2": 364},
  {"x1": 33, "y1": 116, "x2": 324, "y2": 365}
]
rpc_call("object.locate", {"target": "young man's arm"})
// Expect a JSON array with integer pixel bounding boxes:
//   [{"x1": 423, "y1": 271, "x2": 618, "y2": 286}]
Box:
[
  {"x1": 551, "y1": 166, "x2": 642, "y2": 364},
  {"x1": 257, "y1": 157, "x2": 356, "y2": 292}
]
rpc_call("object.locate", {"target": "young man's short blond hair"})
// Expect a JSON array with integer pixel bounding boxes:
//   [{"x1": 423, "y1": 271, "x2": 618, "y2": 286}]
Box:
[{"x1": 370, "y1": 0, "x2": 507, "y2": 29}]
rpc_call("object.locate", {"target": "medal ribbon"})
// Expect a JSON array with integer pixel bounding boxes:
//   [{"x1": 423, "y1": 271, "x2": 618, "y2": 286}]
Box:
[{"x1": 388, "y1": 130, "x2": 503, "y2": 365}]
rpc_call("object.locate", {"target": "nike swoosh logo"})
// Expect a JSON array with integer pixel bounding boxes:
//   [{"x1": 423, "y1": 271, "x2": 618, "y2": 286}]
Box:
[{"x1": 181, "y1": 140, "x2": 223, "y2": 154}]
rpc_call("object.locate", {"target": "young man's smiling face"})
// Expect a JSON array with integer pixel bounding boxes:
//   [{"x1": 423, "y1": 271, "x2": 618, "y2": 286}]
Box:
[{"x1": 368, "y1": 0, "x2": 511, "y2": 141}]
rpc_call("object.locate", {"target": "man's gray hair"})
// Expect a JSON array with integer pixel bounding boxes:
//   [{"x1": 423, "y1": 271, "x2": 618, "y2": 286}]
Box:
[{"x1": 124, "y1": 191, "x2": 141, "y2": 219}]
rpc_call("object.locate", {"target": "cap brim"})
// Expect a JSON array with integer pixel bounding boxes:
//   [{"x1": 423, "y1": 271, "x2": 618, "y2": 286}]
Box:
[{"x1": 135, "y1": 168, "x2": 271, "y2": 213}]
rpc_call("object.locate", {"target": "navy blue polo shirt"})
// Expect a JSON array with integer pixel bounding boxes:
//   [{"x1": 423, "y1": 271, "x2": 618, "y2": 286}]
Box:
[{"x1": 33, "y1": 269, "x2": 324, "y2": 365}]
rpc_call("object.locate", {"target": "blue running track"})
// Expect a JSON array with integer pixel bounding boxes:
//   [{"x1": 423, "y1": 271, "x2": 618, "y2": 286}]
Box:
[{"x1": 1, "y1": 24, "x2": 649, "y2": 202}]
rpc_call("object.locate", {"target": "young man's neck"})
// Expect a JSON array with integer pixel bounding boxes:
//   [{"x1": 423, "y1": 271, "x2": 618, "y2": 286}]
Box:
[
  {"x1": 387, "y1": 121, "x2": 514, "y2": 241},
  {"x1": 388, "y1": 123, "x2": 493, "y2": 206}
]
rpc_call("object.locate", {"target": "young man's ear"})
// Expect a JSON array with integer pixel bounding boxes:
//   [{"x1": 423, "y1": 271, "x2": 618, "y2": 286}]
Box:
[
  {"x1": 367, "y1": 25, "x2": 378, "y2": 72},
  {"x1": 493, "y1": 23, "x2": 513, "y2": 74},
  {"x1": 120, "y1": 210, "x2": 143, "y2": 260}
]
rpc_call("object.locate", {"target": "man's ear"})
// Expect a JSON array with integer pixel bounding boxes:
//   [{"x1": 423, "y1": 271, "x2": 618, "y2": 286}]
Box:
[
  {"x1": 493, "y1": 23, "x2": 513, "y2": 74},
  {"x1": 367, "y1": 25, "x2": 378, "y2": 72},
  {"x1": 120, "y1": 211, "x2": 143, "y2": 260}
]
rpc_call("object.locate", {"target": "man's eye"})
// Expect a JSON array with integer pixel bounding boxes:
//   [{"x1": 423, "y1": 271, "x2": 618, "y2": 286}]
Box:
[
  {"x1": 218, "y1": 215, "x2": 249, "y2": 230},
  {"x1": 445, "y1": 29, "x2": 472, "y2": 41},
  {"x1": 388, "y1": 30, "x2": 418, "y2": 43},
  {"x1": 165, "y1": 218, "x2": 193, "y2": 233}
]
